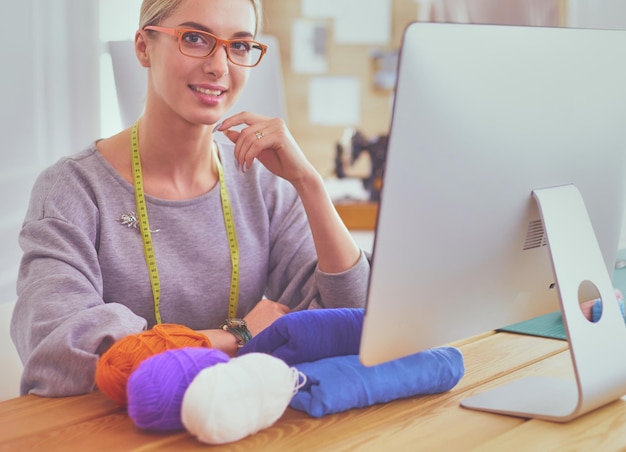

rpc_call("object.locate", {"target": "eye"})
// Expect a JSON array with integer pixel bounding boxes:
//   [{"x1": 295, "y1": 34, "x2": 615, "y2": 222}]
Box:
[
  {"x1": 230, "y1": 40, "x2": 253, "y2": 54},
  {"x1": 181, "y1": 31, "x2": 211, "y2": 47}
]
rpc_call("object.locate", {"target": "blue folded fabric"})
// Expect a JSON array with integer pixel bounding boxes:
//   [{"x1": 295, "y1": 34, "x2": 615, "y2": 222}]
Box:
[
  {"x1": 238, "y1": 308, "x2": 364, "y2": 365},
  {"x1": 289, "y1": 347, "x2": 465, "y2": 417},
  {"x1": 592, "y1": 297, "x2": 625, "y2": 322}
]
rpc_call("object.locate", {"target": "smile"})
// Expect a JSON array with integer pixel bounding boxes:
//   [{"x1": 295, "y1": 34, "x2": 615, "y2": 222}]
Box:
[{"x1": 190, "y1": 85, "x2": 224, "y2": 96}]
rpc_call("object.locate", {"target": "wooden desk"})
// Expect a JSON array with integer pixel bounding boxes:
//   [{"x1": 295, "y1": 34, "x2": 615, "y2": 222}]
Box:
[{"x1": 1, "y1": 332, "x2": 625, "y2": 451}]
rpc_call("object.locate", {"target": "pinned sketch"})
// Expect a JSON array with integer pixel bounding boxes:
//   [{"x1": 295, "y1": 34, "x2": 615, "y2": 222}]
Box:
[
  {"x1": 371, "y1": 49, "x2": 399, "y2": 90},
  {"x1": 302, "y1": 0, "x2": 339, "y2": 18},
  {"x1": 292, "y1": 19, "x2": 328, "y2": 74},
  {"x1": 309, "y1": 76, "x2": 361, "y2": 126}
]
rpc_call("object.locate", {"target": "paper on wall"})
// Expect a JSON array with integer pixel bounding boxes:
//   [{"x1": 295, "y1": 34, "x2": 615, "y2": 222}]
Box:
[
  {"x1": 301, "y1": 0, "x2": 391, "y2": 45},
  {"x1": 334, "y1": 0, "x2": 391, "y2": 44},
  {"x1": 302, "y1": 0, "x2": 340, "y2": 18},
  {"x1": 309, "y1": 76, "x2": 361, "y2": 126},
  {"x1": 291, "y1": 19, "x2": 328, "y2": 74}
]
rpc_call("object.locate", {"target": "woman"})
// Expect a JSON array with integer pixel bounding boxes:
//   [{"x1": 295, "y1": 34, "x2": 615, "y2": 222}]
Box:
[{"x1": 11, "y1": 0, "x2": 369, "y2": 397}]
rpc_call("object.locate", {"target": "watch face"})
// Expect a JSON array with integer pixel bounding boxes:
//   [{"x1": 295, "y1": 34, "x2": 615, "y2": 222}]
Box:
[{"x1": 227, "y1": 318, "x2": 247, "y2": 328}]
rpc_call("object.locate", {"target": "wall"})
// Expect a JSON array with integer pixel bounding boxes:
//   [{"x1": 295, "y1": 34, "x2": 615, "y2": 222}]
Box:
[
  {"x1": 261, "y1": 0, "x2": 418, "y2": 176},
  {"x1": 567, "y1": 0, "x2": 626, "y2": 29}
]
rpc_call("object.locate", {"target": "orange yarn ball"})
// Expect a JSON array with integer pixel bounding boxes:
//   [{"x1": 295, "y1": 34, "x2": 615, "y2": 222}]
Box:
[{"x1": 95, "y1": 323, "x2": 211, "y2": 406}]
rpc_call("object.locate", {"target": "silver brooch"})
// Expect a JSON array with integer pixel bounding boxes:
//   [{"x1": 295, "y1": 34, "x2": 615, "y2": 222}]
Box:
[{"x1": 117, "y1": 212, "x2": 160, "y2": 233}]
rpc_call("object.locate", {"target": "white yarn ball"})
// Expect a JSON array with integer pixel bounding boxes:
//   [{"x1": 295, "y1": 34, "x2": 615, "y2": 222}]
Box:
[{"x1": 181, "y1": 352, "x2": 303, "y2": 445}]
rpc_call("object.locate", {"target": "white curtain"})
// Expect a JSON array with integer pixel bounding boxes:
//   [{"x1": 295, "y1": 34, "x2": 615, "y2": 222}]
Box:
[
  {"x1": 0, "y1": 0, "x2": 100, "y2": 303},
  {"x1": 417, "y1": 0, "x2": 560, "y2": 26},
  {"x1": 33, "y1": 0, "x2": 101, "y2": 161}
]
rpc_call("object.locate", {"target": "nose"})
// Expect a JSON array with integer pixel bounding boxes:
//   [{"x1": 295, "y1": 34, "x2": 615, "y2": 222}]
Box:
[{"x1": 203, "y1": 44, "x2": 229, "y2": 77}]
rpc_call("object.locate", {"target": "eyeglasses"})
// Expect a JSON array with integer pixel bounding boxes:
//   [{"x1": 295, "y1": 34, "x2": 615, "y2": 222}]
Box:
[{"x1": 144, "y1": 26, "x2": 268, "y2": 68}]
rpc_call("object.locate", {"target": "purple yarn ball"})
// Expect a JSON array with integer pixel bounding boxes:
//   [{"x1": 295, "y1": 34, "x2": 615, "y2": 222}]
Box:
[{"x1": 127, "y1": 347, "x2": 230, "y2": 431}]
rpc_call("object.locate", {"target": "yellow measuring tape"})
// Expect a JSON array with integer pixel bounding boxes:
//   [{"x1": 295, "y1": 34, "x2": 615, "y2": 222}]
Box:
[{"x1": 130, "y1": 122, "x2": 240, "y2": 324}]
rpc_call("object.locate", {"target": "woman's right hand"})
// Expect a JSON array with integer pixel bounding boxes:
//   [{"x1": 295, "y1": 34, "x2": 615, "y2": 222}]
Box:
[{"x1": 243, "y1": 298, "x2": 290, "y2": 337}]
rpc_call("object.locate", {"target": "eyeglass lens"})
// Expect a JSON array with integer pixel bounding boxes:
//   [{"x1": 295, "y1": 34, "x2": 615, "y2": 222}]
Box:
[{"x1": 180, "y1": 30, "x2": 263, "y2": 66}]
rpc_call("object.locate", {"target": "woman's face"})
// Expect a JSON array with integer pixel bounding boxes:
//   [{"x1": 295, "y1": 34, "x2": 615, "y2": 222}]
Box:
[{"x1": 139, "y1": 0, "x2": 257, "y2": 126}]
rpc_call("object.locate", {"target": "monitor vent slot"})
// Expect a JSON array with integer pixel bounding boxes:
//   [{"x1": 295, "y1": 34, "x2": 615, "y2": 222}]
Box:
[{"x1": 523, "y1": 220, "x2": 547, "y2": 250}]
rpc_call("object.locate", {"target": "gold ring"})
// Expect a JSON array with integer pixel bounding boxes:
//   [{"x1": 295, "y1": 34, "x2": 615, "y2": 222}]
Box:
[{"x1": 255, "y1": 131, "x2": 264, "y2": 140}]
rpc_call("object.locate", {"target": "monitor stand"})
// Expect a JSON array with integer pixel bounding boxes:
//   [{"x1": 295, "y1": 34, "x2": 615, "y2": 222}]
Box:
[{"x1": 461, "y1": 184, "x2": 626, "y2": 422}]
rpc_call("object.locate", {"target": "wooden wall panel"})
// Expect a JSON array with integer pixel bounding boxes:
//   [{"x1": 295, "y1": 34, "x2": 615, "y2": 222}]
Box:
[{"x1": 261, "y1": 0, "x2": 418, "y2": 176}]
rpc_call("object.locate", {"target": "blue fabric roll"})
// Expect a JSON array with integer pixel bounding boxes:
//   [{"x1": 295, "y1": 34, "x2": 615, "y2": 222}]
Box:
[
  {"x1": 238, "y1": 308, "x2": 364, "y2": 365},
  {"x1": 290, "y1": 347, "x2": 465, "y2": 417},
  {"x1": 592, "y1": 297, "x2": 625, "y2": 322}
]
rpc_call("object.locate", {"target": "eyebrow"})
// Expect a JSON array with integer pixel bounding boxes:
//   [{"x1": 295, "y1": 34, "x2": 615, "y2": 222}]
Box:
[{"x1": 178, "y1": 21, "x2": 254, "y2": 39}]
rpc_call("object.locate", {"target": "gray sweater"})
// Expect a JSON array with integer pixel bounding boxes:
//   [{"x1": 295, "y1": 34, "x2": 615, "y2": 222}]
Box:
[{"x1": 11, "y1": 142, "x2": 370, "y2": 396}]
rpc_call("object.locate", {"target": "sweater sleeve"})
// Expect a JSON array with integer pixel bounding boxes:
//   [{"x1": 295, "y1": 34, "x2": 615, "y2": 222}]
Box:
[
  {"x1": 309, "y1": 251, "x2": 370, "y2": 310},
  {"x1": 262, "y1": 178, "x2": 370, "y2": 311},
  {"x1": 11, "y1": 165, "x2": 146, "y2": 397}
]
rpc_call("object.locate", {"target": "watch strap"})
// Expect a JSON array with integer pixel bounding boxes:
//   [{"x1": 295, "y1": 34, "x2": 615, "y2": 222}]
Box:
[{"x1": 220, "y1": 318, "x2": 252, "y2": 348}]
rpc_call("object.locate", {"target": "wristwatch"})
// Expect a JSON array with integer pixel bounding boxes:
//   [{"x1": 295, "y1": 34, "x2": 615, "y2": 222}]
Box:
[{"x1": 220, "y1": 318, "x2": 253, "y2": 348}]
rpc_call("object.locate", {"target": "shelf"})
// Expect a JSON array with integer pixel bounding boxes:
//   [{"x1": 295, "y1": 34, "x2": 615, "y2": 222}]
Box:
[{"x1": 334, "y1": 202, "x2": 378, "y2": 230}]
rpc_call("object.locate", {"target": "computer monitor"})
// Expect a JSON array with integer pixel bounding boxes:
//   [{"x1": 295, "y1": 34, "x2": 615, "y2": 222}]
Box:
[{"x1": 360, "y1": 22, "x2": 626, "y2": 422}]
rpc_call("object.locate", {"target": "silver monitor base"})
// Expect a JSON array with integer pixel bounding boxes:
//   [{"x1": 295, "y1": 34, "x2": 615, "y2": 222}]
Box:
[{"x1": 461, "y1": 185, "x2": 626, "y2": 422}]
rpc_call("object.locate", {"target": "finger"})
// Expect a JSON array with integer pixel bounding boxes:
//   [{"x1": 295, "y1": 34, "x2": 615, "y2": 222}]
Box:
[
  {"x1": 217, "y1": 113, "x2": 246, "y2": 132},
  {"x1": 218, "y1": 111, "x2": 267, "y2": 132},
  {"x1": 222, "y1": 130, "x2": 244, "y2": 169},
  {"x1": 221, "y1": 124, "x2": 256, "y2": 170},
  {"x1": 237, "y1": 125, "x2": 272, "y2": 172},
  {"x1": 223, "y1": 129, "x2": 240, "y2": 144}
]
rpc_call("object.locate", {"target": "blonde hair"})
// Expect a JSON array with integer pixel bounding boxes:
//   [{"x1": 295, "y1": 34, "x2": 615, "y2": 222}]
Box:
[{"x1": 139, "y1": 0, "x2": 263, "y2": 36}]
